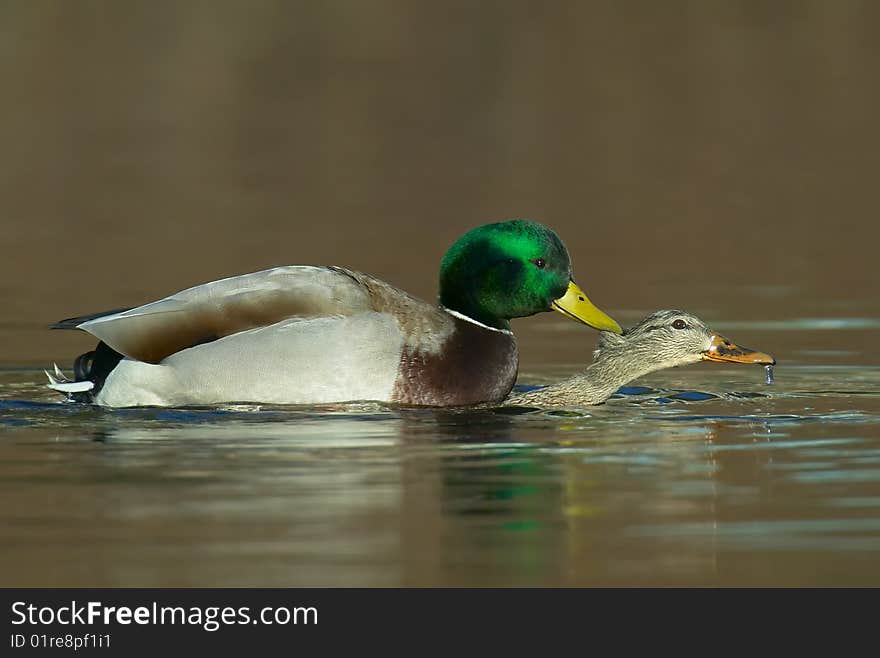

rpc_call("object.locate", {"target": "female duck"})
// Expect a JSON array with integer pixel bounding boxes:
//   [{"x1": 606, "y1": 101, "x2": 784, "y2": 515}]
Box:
[
  {"x1": 506, "y1": 310, "x2": 775, "y2": 407},
  {"x1": 48, "y1": 219, "x2": 621, "y2": 407}
]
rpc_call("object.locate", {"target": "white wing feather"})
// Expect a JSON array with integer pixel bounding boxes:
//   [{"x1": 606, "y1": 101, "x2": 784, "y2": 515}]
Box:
[{"x1": 77, "y1": 266, "x2": 374, "y2": 363}]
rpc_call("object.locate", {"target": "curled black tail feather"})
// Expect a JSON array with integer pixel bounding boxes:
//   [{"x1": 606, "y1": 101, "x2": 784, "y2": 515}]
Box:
[
  {"x1": 72, "y1": 341, "x2": 124, "y2": 401},
  {"x1": 74, "y1": 351, "x2": 94, "y2": 381}
]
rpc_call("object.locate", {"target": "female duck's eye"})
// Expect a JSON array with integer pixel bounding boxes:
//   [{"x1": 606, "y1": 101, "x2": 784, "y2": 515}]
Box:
[
  {"x1": 672, "y1": 319, "x2": 687, "y2": 330},
  {"x1": 533, "y1": 258, "x2": 546, "y2": 269}
]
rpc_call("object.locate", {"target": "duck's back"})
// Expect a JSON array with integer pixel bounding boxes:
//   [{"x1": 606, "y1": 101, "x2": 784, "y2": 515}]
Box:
[{"x1": 63, "y1": 266, "x2": 518, "y2": 407}]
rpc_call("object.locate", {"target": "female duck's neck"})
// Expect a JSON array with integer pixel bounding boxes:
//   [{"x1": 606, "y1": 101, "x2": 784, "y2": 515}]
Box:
[
  {"x1": 509, "y1": 350, "x2": 658, "y2": 406},
  {"x1": 520, "y1": 367, "x2": 623, "y2": 407}
]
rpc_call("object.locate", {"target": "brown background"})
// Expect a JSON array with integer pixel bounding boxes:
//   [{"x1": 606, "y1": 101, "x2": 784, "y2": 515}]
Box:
[
  {"x1": 1, "y1": 1, "x2": 877, "y2": 365},
  {"x1": 2, "y1": 2, "x2": 880, "y2": 589}
]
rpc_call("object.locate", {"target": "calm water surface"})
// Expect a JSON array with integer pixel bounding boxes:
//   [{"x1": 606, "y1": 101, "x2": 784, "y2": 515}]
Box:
[{"x1": 2, "y1": 318, "x2": 879, "y2": 587}]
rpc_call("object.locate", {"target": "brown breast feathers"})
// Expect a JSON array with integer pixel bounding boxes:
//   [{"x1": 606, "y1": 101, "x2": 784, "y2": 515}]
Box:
[{"x1": 392, "y1": 316, "x2": 518, "y2": 406}]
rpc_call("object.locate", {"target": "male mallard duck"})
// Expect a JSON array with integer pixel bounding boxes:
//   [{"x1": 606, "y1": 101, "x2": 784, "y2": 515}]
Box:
[
  {"x1": 506, "y1": 310, "x2": 775, "y2": 407},
  {"x1": 47, "y1": 219, "x2": 621, "y2": 407}
]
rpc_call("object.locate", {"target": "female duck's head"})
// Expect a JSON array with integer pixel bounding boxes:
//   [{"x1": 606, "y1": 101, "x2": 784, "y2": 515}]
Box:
[
  {"x1": 439, "y1": 219, "x2": 621, "y2": 332},
  {"x1": 505, "y1": 309, "x2": 776, "y2": 408},
  {"x1": 594, "y1": 309, "x2": 777, "y2": 370}
]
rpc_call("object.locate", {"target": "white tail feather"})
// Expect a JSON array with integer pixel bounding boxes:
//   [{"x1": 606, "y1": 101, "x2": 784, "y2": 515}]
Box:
[
  {"x1": 48, "y1": 381, "x2": 95, "y2": 393},
  {"x1": 45, "y1": 364, "x2": 94, "y2": 394}
]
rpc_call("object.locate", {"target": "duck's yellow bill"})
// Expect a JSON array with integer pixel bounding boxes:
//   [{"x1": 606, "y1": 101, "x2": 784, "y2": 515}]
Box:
[
  {"x1": 701, "y1": 334, "x2": 776, "y2": 365},
  {"x1": 552, "y1": 281, "x2": 622, "y2": 334}
]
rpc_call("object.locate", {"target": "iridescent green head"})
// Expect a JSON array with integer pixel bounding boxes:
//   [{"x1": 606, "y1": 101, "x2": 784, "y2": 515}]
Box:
[{"x1": 438, "y1": 219, "x2": 621, "y2": 333}]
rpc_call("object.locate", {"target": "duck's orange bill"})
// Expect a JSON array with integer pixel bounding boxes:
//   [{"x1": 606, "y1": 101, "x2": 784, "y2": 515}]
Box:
[{"x1": 701, "y1": 334, "x2": 776, "y2": 365}]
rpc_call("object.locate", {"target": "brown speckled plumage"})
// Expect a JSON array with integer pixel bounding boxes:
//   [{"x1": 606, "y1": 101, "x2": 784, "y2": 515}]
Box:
[{"x1": 506, "y1": 310, "x2": 717, "y2": 408}]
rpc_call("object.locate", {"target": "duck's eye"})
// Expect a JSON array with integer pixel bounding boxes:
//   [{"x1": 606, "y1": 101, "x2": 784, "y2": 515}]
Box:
[
  {"x1": 672, "y1": 319, "x2": 687, "y2": 330},
  {"x1": 533, "y1": 258, "x2": 546, "y2": 269}
]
